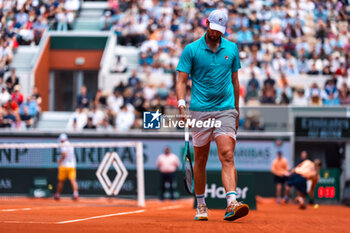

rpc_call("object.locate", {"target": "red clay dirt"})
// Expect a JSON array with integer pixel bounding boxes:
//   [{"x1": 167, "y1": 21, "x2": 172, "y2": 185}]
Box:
[{"x1": 0, "y1": 197, "x2": 349, "y2": 233}]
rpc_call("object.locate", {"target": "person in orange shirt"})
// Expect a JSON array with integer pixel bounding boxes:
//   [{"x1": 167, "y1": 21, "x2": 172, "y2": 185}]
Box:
[
  {"x1": 287, "y1": 159, "x2": 322, "y2": 209},
  {"x1": 271, "y1": 151, "x2": 290, "y2": 204}
]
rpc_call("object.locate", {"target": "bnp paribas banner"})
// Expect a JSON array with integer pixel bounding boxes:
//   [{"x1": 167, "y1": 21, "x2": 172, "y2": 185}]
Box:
[{"x1": 0, "y1": 138, "x2": 291, "y2": 171}]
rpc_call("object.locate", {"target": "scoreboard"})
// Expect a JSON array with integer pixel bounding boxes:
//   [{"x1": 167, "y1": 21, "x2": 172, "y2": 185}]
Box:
[{"x1": 314, "y1": 169, "x2": 340, "y2": 203}]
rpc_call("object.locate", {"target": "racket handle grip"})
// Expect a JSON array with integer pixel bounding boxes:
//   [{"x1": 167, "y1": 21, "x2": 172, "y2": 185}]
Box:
[{"x1": 185, "y1": 126, "x2": 189, "y2": 141}]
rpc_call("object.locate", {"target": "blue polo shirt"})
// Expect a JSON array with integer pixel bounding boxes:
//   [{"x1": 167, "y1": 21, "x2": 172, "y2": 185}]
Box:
[{"x1": 176, "y1": 34, "x2": 241, "y2": 111}]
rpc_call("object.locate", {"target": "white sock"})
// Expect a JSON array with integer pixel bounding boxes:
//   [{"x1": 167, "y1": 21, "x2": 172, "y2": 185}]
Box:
[
  {"x1": 196, "y1": 194, "x2": 206, "y2": 207},
  {"x1": 73, "y1": 191, "x2": 79, "y2": 196},
  {"x1": 226, "y1": 191, "x2": 237, "y2": 206}
]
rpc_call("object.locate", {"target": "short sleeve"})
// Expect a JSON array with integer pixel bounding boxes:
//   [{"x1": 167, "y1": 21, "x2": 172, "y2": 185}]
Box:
[
  {"x1": 60, "y1": 146, "x2": 67, "y2": 154},
  {"x1": 176, "y1": 45, "x2": 192, "y2": 74},
  {"x1": 232, "y1": 43, "x2": 241, "y2": 73}
]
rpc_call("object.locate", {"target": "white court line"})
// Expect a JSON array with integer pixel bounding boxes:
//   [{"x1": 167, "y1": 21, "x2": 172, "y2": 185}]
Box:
[
  {"x1": 3, "y1": 221, "x2": 53, "y2": 224},
  {"x1": 1, "y1": 205, "x2": 86, "y2": 212},
  {"x1": 1, "y1": 208, "x2": 32, "y2": 212},
  {"x1": 56, "y1": 209, "x2": 145, "y2": 224},
  {"x1": 2, "y1": 204, "x2": 184, "y2": 224},
  {"x1": 157, "y1": 204, "x2": 183, "y2": 210}
]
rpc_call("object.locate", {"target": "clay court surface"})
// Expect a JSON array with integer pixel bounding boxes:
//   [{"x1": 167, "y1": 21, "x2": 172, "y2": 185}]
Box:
[{"x1": 1, "y1": 197, "x2": 349, "y2": 233}]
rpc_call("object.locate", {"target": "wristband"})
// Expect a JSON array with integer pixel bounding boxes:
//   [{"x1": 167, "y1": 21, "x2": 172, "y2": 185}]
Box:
[{"x1": 178, "y1": 99, "x2": 186, "y2": 107}]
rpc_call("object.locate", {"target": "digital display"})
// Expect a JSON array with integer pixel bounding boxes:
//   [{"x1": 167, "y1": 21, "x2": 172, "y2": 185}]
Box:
[
  {"x1": 317, "y1": 186, "x2": 335, "y2": 199},
  {"x1": 295, "y1": 117, "x2": 350, "y2": 138}
]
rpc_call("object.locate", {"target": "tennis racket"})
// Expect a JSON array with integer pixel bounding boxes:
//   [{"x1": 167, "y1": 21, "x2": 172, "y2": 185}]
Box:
[{"x1": 182, "y1": 126, "x2": 194, "y2": 195}]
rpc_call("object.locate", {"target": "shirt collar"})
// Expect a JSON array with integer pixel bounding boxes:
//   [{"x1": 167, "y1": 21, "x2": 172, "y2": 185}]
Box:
[{"x1": 200, "y1": 33, "x2": 226, "y2": 52}]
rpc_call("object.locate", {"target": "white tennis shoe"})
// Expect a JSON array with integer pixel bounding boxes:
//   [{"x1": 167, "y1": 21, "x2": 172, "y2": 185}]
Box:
[{"x1": 194, "y1": 203, "x2": 208, "y2": 221}]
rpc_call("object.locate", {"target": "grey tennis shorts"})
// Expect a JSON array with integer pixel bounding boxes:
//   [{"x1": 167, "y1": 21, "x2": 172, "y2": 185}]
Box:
[{"x1": 189, "y1": 109, "x2": 239, "y2": 147}]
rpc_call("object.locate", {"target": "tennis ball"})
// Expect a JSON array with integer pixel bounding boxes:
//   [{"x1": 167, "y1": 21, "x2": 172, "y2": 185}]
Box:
[
  {"x1": 314, "y1": 204, "x2": 319, "y2": 209},
  {"x1": 48, "y1": 184, "x2": 53, "y2": 190}
]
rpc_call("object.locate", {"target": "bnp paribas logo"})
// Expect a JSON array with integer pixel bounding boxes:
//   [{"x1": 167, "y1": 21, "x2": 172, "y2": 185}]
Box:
[{"x1": 143, "y1": 110, "x2": 162, "y2": 129}]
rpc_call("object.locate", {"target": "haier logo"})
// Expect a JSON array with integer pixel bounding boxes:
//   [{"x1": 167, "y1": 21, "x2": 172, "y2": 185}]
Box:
[{"x1": 205, "y1": 184, "x2": 248, "y2": 199}]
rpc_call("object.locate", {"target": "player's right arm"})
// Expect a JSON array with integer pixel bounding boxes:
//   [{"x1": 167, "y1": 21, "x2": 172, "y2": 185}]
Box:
[
  {"x1": 270, "y1": 159, "x2": 277, "y2": 175},
  {"x1": 176, "y1": 71, "x2": 189, "y2": 119},
  {"x1": 176, "y1": 45, "x2": 192, "y2": 122},
  {"x1": 58, "y1": 151, "x2": 66, "y2": 165}
]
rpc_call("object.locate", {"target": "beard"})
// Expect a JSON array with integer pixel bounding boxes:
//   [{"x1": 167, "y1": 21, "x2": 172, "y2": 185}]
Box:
[{"x1": 207, "y1": 32, "x2": 221, "y2": 42}]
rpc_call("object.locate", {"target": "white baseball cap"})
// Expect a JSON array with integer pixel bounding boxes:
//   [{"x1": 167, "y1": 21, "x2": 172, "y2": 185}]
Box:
[
  {"x1": 208, "y1": 10, "x2": 228, "y2": 34},
  {"x1": 59, "y1": 133, "x2": 68, "y2": 141}
]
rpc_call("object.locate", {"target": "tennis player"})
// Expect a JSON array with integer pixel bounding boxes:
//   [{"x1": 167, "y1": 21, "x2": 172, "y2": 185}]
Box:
[
  {"x1": 53, "y1": 133, "x2": 79, "y2": 201},
  {"x1": 176, "y1": 9, "x2": 249, "y2": 221},
  {"x1": 287, "y1": 159, "x2": 321, "y2": 209}
]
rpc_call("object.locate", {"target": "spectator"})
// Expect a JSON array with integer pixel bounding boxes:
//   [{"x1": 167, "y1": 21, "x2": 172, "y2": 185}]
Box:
[
  {"x1": 323, "y1": 93, "x2": 340, "y2": 106},
  {"x1": 94, "y1": 89, "x2": 107, "y2": 108},
  {"x1": 127, "y1": 70, "x2": 141, "y2": 87},
  {"x1": 97, "y1": 117, "x2": 114, "y2": 132},
  {"x1": 56, "y1": 7, "x2": 69, "y2": 31},
  {"x1": 292, "y1": 89, "x2": 308, "y2": 106},
  {"x1": 66, "y1": 107, "x2": 87, "y2": 130},
  {"x1": 309, "y1": 90, "x2": 323, "y2": 106},
  {"x1": 83, "y1": 115, "x2": 96, "y2": 129},
  {"x1": 77, "y1": 86, "x2": 90, "y2": 109},
  {"x1": 3, "y1": 107, "x2": 16, "y2": 127},
  {"x1": 338, "y1": 88, "x2": 350, "y2": 105},
  {"x1": 0, "y1": 76, "x2": 6, "y2": 89},
  {"x1": 247, "y1": 72, "x2": 260, "y2": 90},
  {"x1": 20, "y1": 105, "x2": 34, "y2": 128},
  {"x1": 245, "y1": 83, "x2": 259, "y2": 104},
  {"x1": 323, "y1": 80, "x2": 338, "y2": 100},
  {"x1": 115, "y1": 104, "x2": 135, "y2": 131},
  {"x1": 0, "y1": 114, "x2": 9, "y2": 128},
  {"x1": 90, "y1": 105, "x2": 104, "y2": 127},
  {"x1": 107, "y1": 88, "x2": 124, "y2": 114},
  {"x1": 11, "y1": 85, "x2": 24, "y2": 105},
  {"x1": 12, "y1": 113, "x2": 26, "y2": 130},
  {"x1": 33, "y1": 16, "x2": 48, "y2": 45},
  {"x1": 143, "y1": 83, "x2": 157, "y2": 101},
  {"x1": 6, "y1": 69, "x2": 19, "y2": 94},
  {"x1": 260, "y1": 84, "x2": 276, "y2": 104},
  {"x1": 111, "y1": 55, "x2": 128, "y2": 73},
  {"x1": 166, "y1": 89, "x2": 177, "y2": 108},
  {"x1": 263, "y1": 73, "x2": 276, "y2": 87},
  {"x1": 4, "y1": 98, "x2": 19, "y2": 112},
  {"x1": 0, "y1": 87, "x2": 11, "y2": 106},
  {"x1": 237, "y1": 26, "x2": 253, "y2": 44}
]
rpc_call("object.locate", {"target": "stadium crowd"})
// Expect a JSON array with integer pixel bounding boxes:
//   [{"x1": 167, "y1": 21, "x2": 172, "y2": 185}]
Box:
[
  {"x1": 66, "y1": 0, "x2": 348, "y2": 131},
  {"x1": 60, "y1": 0, "x2": 350, "y2": 131},
  {"x1": 0, "y1": 68, "x2": 41, "y2": 129},
  {"x1": 2, "y1": 0, "x2": 350, "y2": 131},
  {"x1": 99, "y1": 0, "x2": 350, "y2": 108},
  {"x1": 0, "y1": 0, "x2": 80, "y2": 73},
  {"x1": 0, "y1": 0, "x2": 80, "y2": 129}
]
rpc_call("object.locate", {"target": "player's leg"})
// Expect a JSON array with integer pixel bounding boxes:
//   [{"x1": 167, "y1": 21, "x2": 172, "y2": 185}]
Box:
[
  {"x1": 215, "y1": 134, "x2": 249, "y2": 221},
  {"x1": 68, "y1": 168, "x2": 79, "y2": 200},
  {"x1": 215, "y1": 135, "x2": 237, "y2": 191},
  {"x1": 54, "y1": 180, "x2": 64, "y2": 200},
  {"x1": 54, "y1": 167, "x2": 66, "y2": 200},
  {"x1": 169, "y1": 172, "x2": 175, "y2": 200},
  {"x1": 193, "y1": 142, "x2": 210, "y2": 220},
  {"x1": 276, "y1": 182, "x2": 282, "y2": 204},
  {"x1": 193, "y1": 142, "x2": 210, "y2": 195},
  {"x1": 283, "y1": 181, "x2": 290, "y2": 203},
  {"x1": 160, "y1": 172, "x2": 166, "y2": 201},
  {"x1": 296, "y1": 191, "x2": 307, "y2": 209}
]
